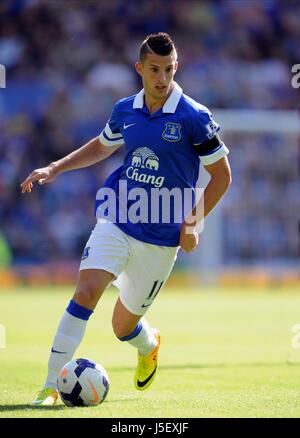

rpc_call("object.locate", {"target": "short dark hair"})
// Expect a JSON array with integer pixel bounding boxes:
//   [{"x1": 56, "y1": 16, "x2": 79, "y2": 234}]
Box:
[{"x1": 139, "y1": 32, "x2": 177, "y2": 63}]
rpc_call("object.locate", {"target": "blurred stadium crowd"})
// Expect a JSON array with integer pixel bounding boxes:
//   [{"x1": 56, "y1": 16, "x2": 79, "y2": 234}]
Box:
[{"x1": 0, "y1": 0, "x2": 299, "y2": 267}]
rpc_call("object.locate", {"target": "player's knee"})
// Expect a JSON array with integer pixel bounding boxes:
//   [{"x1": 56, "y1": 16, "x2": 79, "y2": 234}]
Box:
[{"x1": 73, "y1": 281, "x2": 99, "y2": 307}]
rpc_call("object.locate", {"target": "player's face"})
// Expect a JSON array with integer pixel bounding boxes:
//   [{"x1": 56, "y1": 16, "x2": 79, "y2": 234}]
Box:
[{"x1": 135, "y1": 52, "x2": 178, "y2": 102}]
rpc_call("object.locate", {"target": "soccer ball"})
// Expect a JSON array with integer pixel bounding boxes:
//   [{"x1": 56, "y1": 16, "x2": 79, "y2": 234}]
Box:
[{"x1": 57, "y1": 358, "x2": 109, "y2": 407}]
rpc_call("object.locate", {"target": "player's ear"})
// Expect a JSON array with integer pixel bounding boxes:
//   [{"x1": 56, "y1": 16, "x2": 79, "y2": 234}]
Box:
[
  {"x1": 135, "y1": 62, "x2": 143, "y2": 77},
  {"x1": 174, "y1": 61, "x2": 178, "y2": 74}
]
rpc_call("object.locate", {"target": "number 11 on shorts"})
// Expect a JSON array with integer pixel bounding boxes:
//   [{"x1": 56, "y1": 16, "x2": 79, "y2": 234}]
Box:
[{"x1": 141, "y1": 281, "x2": 164, "y2": 308}]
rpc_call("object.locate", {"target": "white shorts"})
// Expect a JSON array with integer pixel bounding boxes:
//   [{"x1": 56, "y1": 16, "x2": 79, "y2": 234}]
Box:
[{"x1": 79, "y1": 221, "x2": 178, "y2": 315}]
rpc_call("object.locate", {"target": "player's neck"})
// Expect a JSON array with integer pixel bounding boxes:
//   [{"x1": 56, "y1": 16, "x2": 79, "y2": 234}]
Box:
[
  {"x1": 144, "y1": 96, "x2": 166, "y2": 114},
  {"x1": 144, "y1": 84, "x2": 174, "y2": 114}
]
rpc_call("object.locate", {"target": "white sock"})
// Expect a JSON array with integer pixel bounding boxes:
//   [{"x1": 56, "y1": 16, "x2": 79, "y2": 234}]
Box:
[
  {"x1": 44, "y1": 300, "x2": 93, "y2": 389},
  {"x1": 120, "y1": 317, "x2": 157, "y2": 356}
]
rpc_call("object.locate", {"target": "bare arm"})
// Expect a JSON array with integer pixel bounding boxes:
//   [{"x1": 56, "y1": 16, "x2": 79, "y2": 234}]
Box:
[
  {"x1": 180, "y1": 156, "x2": 232, "y2": 253},
  {"x1": 201, "y1": 155, "x2": 232, "y2": 218},
  {"x1": 20, "y1": 137, "x2": 121, "y2": 193}
]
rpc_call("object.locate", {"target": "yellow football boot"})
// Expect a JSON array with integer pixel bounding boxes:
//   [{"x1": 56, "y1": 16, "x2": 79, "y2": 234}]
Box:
[
  {"x1": 134, "y1": 329, "x2": 160, "y2": 391},
  {"x1": 30, "y1": 387, "x2": 58, "y2": 406}
]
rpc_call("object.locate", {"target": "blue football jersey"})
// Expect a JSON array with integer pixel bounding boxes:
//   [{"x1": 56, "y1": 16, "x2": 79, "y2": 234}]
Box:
[{"x1": 96, "y1": 82, "x2": 229, "y2": 247}]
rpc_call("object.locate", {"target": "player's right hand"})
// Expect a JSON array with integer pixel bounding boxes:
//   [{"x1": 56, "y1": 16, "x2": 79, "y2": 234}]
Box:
[
  {"x1": 179, "y1": 221, "x2": 199, "y2": 253},
  {"x1": 20, "y1": 165, "x2": 58, "y2": 193}
]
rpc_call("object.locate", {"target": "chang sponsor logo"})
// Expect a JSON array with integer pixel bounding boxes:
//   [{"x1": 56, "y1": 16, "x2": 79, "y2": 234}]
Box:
[
  {"x1": 126, "y1": 167, "x2": 165, "y2": 188},
  {"x1": 126, "y1": 147, "x2": 164, "y2": 188},
  {"x1": 131, "y1": 147, "x2": 159, "y2": 170}
]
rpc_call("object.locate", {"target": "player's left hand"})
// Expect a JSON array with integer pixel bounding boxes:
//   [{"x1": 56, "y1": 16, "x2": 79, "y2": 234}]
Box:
[{"x1": 179, "y1": 222, "x2": 199, "y2": 253}]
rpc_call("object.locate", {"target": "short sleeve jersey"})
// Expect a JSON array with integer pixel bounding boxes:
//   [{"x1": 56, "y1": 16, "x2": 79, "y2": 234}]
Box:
[{"x1": 96, "y1": 82, "x2": 229, "y2": 246}]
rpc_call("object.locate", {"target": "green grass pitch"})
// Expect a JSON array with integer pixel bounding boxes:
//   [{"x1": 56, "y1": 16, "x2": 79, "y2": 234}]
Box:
[{"x1": 0, "y1": 285, "x2": 300, "y2": 418}]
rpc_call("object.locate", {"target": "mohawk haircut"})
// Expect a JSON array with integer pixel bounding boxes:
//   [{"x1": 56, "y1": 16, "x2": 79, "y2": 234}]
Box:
[{"x1": 139, "y1": 32, "x2": 177, "y2": 63}]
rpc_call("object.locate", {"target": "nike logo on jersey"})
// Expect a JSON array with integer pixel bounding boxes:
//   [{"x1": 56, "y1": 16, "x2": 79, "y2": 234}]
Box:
[
  {"x1": 123, "y1": 123, "x2": 135, "y2": 130},
  {"x1": 137, "y1": 366, "x2": 157, "y2": 388}
]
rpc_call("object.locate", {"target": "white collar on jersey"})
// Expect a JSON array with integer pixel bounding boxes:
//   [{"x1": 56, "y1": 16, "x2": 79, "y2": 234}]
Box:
[{"x1": 133, "y1": 82, "x2": 183, "y2": 113}]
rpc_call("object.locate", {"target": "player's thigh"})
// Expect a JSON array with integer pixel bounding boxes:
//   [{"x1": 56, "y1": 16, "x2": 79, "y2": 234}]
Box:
[
  {"x1": 118, "y1": 242, "x2": 179, "y2": 316},
  {"x1": 76, "y1": 221, "x2": 130, "y2": 309},
  {"x1": 73, "y1": 269, "x2": 115, "y2": 310},
  {"x1": 79, "y1": 221, "x2": 130, "y2": 276}
]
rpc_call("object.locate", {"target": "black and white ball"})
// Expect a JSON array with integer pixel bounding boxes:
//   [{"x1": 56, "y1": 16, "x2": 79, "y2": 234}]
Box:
[{"x1": 57, "y1": 358, "x2": 109, "y2": 407}]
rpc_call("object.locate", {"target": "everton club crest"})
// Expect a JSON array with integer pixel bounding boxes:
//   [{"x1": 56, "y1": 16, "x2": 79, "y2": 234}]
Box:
[{"x1": 162, "y1": 122, "x2": 182, "y2": 142}]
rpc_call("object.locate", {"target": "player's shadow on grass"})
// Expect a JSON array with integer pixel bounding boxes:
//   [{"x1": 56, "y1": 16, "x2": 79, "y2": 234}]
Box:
[
  {"x1": 0, "y1": 404, "x2": 65, "y2": 412},
  {"x1": 109, "y1": 362, "x2": 289, "y2": 372},
  {"x1": 160, "y1": 362, "x2": 287, "y2": 370}
]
